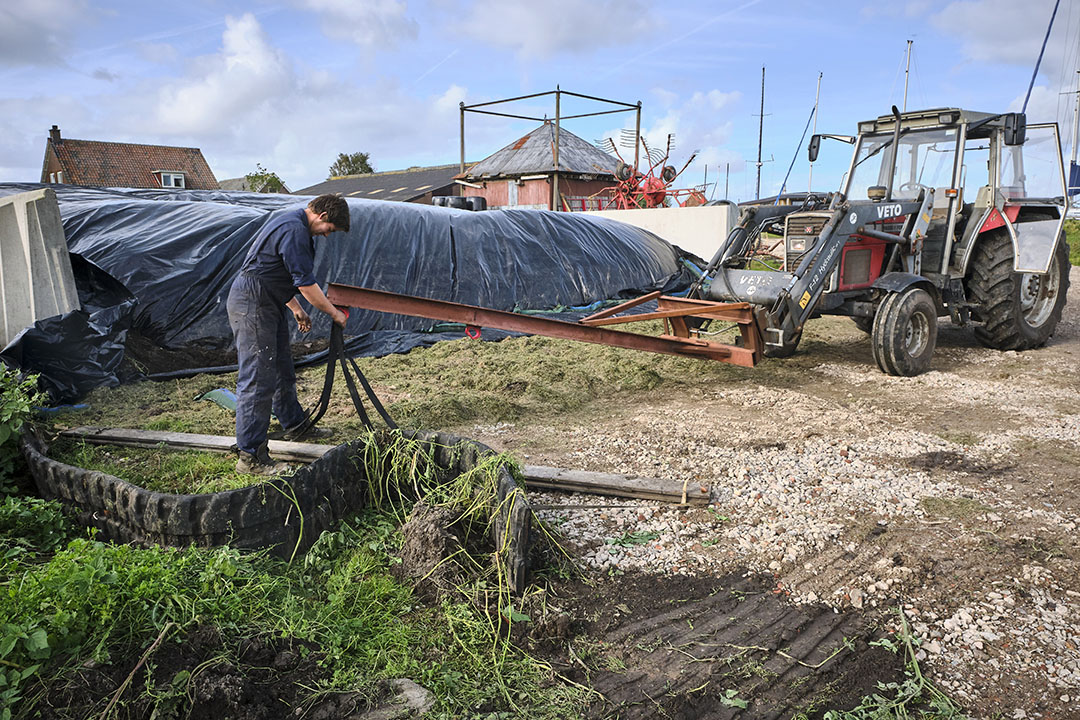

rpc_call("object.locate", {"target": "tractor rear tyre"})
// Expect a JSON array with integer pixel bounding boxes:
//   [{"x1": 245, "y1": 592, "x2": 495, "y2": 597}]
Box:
[
  {"x1": 965, "y1": 230, "x2": 1070, "y2": 351},
  {"x1": 871, "y1": 288, "x2": 937, "y2": 376}
]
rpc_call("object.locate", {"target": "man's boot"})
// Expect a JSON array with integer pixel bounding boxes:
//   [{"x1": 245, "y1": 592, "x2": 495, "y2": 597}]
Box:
[{"x1": 236, "y1": 446, "x2": 291, "y2": 476}]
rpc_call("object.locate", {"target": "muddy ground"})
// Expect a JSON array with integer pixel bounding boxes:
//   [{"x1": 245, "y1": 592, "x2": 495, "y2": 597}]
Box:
[{"x1": 460, "y1": 268, "x2": 1080, "y2": 720}]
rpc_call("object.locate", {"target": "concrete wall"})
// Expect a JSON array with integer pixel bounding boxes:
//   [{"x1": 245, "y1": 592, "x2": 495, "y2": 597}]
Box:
[
  {"x1": 0, "y1": 188, "x2": 79, "y2": 348},
  {"x1": 585, "y1": 203, "x2": 739, "y2": 262}
]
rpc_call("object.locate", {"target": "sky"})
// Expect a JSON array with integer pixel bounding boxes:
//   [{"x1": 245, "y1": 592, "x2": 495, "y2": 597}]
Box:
[{"x1": 2, "y1": 0, "x2": 1079, "y2": 201}]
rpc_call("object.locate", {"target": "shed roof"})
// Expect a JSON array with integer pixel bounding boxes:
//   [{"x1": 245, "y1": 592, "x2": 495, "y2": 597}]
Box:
[
  {"x1": 44, "y1": 134, "x2": 219, "y2": 189},
  {"x1": 464, "y1": 122, "x2": 618, "y2": 180},
  {"x1": 296, "y1": 163, "x2": 462, "y2": 201}
]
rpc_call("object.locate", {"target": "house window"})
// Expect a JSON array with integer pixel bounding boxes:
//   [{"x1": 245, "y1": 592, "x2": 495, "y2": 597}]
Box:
[{"x1": 160, "y1": 172, "x2": 186, "y2": 188}]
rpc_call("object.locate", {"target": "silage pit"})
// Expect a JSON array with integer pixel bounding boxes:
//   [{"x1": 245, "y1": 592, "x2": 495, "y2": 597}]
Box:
[{"x1": 20, "y1": 428, "x2": 531, "y2": 592}]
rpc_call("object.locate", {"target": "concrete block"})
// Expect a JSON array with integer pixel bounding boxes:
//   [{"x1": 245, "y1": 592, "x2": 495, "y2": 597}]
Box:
[
  {"x1": 0, "y1": 188, "x2": 78, "y2": 348},
  {"x1": 584, "y1": 203, "x2": 739, "y2": 262}
]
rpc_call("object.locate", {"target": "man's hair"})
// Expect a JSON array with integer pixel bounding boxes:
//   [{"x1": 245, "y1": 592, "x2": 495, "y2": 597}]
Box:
[{"x1": 308, "y1": 194, "x2": 351, "y2": 232}]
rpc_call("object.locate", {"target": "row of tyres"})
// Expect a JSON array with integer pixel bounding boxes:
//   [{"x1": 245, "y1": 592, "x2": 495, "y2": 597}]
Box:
[
  {"x1": 431, "y1": 195, "x2": 487, "y2": 211},
  {"x1": 0, "y1": 182, "x2": 695, "y2": 403}
]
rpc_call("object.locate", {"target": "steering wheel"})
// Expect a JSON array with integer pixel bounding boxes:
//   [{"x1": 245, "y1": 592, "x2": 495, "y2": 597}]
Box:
[{"x1": 898, "y1": 182, "x2": 929, "y2": 196}]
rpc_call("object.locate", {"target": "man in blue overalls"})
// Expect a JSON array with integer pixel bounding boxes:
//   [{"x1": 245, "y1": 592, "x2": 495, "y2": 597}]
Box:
[{"x1": 227, "y1": 194, "x2": 351, "y2": 475}]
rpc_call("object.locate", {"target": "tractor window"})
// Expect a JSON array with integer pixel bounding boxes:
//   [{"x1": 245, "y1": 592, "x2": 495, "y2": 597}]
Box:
[
  {"x1": 999, "y1": 124, "x2": 1065, "y2": 201},
  {"x1": 961, "y1": 140, "x2": 990, "y2": 201},
  {"x1": 846, "y1": 128, "x2": 958, "y2": 201}
]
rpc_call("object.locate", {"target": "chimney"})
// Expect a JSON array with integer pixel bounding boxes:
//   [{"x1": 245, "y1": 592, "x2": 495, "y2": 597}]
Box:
[{"x1": 49, "y1": 125, "x2": 61, "y2": 144}]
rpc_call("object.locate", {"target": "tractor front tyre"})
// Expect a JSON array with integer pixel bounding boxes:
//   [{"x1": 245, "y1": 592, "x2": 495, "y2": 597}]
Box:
[
  {"x1": 871, "y1": 288, "x2": 938, "y2": 376},
  {"x1": 966, "y1": 230, "x2": 1070, "y2": 350}
]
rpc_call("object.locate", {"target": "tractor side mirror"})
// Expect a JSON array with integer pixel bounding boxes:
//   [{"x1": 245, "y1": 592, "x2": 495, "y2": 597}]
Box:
[
  {"x1": 1004, "y1": 113, "x2": 1026, "y2": 146},
  {"x1": 808, "y1": 135, "x2": 821, "y2": 163}
]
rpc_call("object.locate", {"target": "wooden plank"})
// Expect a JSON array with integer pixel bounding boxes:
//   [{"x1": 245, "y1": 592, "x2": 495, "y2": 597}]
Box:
[
  {"x1": 61, "y1": 426, "x2": 331, "y2": 462},
  {"x1": 522, "y1": 465, "x2": 710, "y2": 505},
  {"x1": 60, "y1": 427, "x2": 709, "y2": 505}
]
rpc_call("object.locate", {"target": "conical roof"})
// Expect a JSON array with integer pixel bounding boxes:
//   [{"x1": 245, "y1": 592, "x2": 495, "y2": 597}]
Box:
[{"x1": 464, "y1": 122, "x2": 618, "y2": 179}]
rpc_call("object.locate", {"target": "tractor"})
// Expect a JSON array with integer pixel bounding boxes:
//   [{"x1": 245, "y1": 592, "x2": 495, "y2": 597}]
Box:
[{"x1": 692, "y1": 106, "x2": 1072, "y2": 375}]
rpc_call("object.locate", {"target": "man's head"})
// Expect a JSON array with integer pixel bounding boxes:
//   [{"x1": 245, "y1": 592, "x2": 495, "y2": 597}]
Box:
[{"x1": 305, "y1": 194, "x2": 351, "y2": 236}]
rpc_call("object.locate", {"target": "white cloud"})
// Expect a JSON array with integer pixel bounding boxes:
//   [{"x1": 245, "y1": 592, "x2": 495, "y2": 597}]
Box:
[
  {"x1": 931, "y1": 0, "x2": 1071, "y2": 73},
  {"x1": 151, "y1": 14, "x2": 295, "y2": 136},
  {"x1": 455, "y1": 0, "x2": 654, "y2": 60},
  {"x1": 0, "y1": 0, "x2": 90, "y2": 67},
  {"x1": 298, "y1": 0, "x2": 418, "y2": 47}
]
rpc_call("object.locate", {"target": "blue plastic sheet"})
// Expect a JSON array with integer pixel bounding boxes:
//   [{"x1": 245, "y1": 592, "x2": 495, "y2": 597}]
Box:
[{"x1": 0, "y1": 183, "x2": 697, "y2": 401}]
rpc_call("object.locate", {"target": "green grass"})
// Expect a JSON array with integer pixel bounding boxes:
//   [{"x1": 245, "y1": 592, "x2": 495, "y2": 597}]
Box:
[{"x1": 1066, "y1": 218, "x2": 1079, "y2": 266}]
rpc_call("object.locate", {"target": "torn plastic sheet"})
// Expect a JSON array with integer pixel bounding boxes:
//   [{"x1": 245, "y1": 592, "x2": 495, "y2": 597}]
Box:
[{"x1": 0, "y1": 183, "x2": 699, "y2": 400}]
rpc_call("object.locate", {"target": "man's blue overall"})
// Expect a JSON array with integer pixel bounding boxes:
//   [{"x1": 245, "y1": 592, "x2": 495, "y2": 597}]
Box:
[{"x1": 226, "y1": 207, "x2": 318, "y2": 456}]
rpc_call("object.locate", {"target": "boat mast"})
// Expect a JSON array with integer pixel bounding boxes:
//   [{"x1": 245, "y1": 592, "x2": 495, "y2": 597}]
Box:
[
  {"x1": 756, "y1": 66, "x2": 765, "y2": 200},
  {"x1": 903, "y1": 40, "x2": 912, "y2": 112},
  {"x1": 809, "y1": 71, "x2": 822, "y2": 192}
]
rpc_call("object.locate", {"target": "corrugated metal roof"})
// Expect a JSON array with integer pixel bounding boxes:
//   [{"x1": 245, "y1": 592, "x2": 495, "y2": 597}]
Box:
[
  {"x1": 464, "y1": 122, "x2": 618, "y2": 180},
  {"x1": 44, "y1": 137, "x2": 219, "y2": 189},
  {"x1": 295, "y1": 163, "x2": 462, "y2": 200}
]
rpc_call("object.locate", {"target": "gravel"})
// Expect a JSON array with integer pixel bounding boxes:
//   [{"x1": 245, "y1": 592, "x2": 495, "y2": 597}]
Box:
[{"x1": 477, "y1": 267, "x2": 1080, "y2": 719}]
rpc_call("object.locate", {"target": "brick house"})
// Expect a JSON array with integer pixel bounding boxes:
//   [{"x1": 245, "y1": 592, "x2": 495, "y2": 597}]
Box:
[
  {"x1": 460, "y1": 122, "x2": 619, "y2": 211},
  {"x1": 40, "y1": 125, "x2": 219, "y2": 190}
]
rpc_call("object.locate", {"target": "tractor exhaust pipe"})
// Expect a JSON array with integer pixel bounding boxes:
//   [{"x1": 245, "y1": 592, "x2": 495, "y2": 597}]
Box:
[{"x1": 885, "y1": 105, "x2": 902, "y2": 201}]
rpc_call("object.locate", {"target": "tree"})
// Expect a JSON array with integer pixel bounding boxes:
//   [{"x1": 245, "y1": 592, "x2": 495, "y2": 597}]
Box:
[
  {"x1": 244, "y1": 163, "x2": 285, "y2": 193},
  {"x1": 329, "y1": 151, "x2": 374, "y2": 178}
]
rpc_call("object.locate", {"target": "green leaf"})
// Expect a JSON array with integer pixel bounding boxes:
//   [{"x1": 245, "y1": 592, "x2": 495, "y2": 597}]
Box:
[{"x1": 24, "y1": 628, "x2": 48, "y2": 654}]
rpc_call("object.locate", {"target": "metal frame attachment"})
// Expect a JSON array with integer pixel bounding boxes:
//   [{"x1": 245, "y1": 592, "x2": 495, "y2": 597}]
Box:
[{"x1": 326, "y1": 284, "x2": 763, "y2": 368}]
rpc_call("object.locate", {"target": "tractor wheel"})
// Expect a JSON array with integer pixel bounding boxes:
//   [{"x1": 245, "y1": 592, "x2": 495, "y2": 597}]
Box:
[
  {"x1": 965, "y1": 230, "x2": 1070, "y2": 350},
  {"x1": 871, "y1": 288, "x2": 937, "y2": 376},
  {"x1": 762, "y1": 329, "x2": 802, "y2": 358},
  {"x1": 869, "y1": 292, "x2": 898, "y2": 372},
  {"x1": 852, "y1": 316, "x2": 873, "y2": 334}
]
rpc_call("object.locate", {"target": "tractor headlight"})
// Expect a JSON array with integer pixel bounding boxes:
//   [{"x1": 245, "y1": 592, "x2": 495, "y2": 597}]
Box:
[{"x1": 789, "y1": 239, "x2": 806, "y2": 253}]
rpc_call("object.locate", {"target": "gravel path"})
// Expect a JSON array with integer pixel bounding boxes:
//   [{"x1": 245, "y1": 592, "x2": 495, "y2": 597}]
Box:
[{"x1": 466, "y1": 267, "x2": 1080, "y2": 719}]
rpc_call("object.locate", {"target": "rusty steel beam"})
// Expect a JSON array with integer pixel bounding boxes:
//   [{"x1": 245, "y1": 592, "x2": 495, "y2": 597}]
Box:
[{"x1": 326, "y1": 283, "x2": 759, "y2": 367}]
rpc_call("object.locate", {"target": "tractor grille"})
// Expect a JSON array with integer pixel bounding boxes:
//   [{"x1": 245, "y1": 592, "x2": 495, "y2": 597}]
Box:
[{"x1": 784, "y1": 212, "x2": 832, "y2": 271}]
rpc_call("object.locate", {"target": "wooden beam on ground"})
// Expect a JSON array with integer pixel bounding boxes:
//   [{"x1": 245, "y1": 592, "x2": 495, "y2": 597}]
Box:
[
  {"x1": 59, "y1": 426, "x2": 710, "y2": 505},
  {"x1": 520, "y1": 466, "x2": 710, "y2": 505}
]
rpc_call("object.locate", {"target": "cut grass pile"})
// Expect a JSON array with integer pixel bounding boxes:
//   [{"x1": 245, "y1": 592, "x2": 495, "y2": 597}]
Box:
[{"x1": 48, "y1": 439, "x2": 261, "y2": 494}]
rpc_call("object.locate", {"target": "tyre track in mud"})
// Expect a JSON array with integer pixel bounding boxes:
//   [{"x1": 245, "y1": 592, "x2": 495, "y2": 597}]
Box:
[{"x1": 546, "y1": 572, "x2": 902, "y2": 719}]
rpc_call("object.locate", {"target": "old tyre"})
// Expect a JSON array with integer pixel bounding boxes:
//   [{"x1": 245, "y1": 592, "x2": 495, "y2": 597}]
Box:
[
  {"x1": 966, "y1": 229, "x2": 1070, "y2": 351},
  {"x1": 852, "y1": 316, "x2": 873, "y2": 334},
  {"x1": 872, "y1": 288, "x2": 937, "y2": 376}
]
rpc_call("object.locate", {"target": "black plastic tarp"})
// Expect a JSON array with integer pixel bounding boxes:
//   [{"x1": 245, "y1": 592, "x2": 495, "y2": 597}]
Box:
[{"x1": 0, "y1": 183, "x2": 697, "y2": 401}]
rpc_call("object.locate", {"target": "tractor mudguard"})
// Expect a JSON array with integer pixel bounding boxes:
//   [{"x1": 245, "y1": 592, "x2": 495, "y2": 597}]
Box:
[{"x1": 872, "y1": 272, "x2": 934, "y2": 296}]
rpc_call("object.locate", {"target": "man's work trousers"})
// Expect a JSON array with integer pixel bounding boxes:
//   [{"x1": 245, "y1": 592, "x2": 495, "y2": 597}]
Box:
[{"x1": 227, "y1": 274, "x2": 306, "y2": 456}]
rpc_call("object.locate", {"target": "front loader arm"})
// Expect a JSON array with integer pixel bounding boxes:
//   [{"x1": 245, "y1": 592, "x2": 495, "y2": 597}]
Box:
[{"x1": 705, "y1": 197, "x2": 929, "y2": 351}]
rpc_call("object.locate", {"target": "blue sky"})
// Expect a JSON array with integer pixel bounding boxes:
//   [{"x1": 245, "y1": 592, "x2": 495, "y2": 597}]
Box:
[{"x1": 2, "y1": 0, "x2": 1078, "y2": 201}]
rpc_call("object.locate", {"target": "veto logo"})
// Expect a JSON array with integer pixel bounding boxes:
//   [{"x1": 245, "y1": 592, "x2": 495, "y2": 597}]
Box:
[{"x1": 876, "y1": 203, "x2": 903, "y2": 219}]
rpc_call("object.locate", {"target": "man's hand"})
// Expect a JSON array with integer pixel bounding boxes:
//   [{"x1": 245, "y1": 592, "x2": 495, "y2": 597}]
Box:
[
  {"x1": 330, "y1": 307, "x2": 347, "y2": 327},
  {"x1": 292, "y1": 306, "x2": 312, "y2": 333}
]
